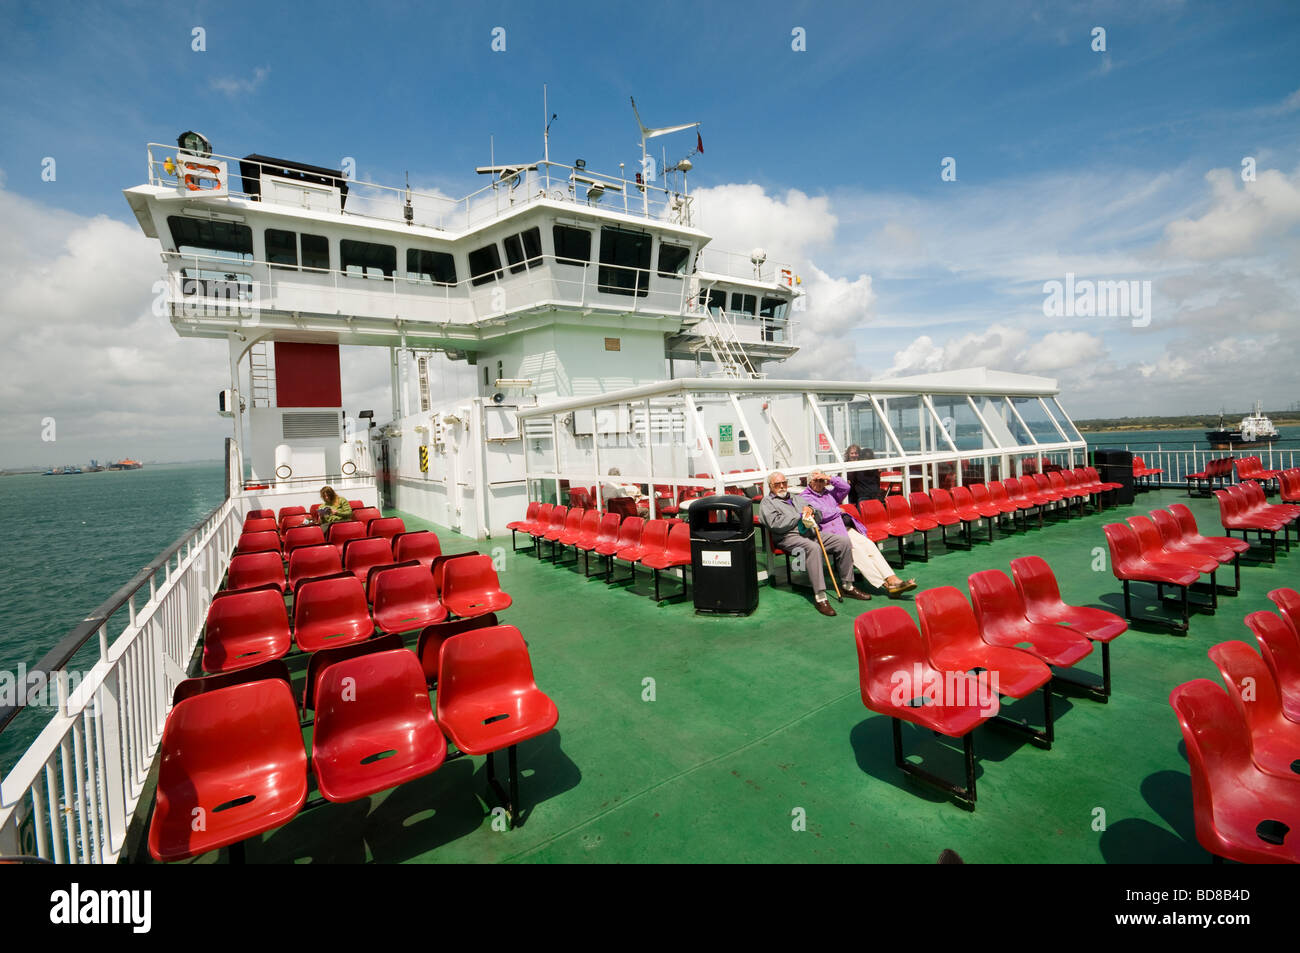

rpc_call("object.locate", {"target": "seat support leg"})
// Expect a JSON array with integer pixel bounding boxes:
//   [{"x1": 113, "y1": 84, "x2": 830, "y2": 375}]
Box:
[
  {"x1": 891, "y1": 718, "x2": 977, "y2": 810},
  {"x1": 485, "y1": 744, "x2": 522, "y2": 828},
  {"x1": 990, "y1": 685, "x2": 1054, "y2": 749},
  {"x1": 1051, "y1": 642, "x2": 1111, "y2": 702}
]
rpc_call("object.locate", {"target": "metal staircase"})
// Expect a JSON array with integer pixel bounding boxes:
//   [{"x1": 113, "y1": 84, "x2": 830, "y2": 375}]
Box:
[
  {"x1": 250, "y1": 343, "x2": 274, "y2": 407},
  {"x1": 698, "y1": 308, "x2": 759, "y2": 379}
]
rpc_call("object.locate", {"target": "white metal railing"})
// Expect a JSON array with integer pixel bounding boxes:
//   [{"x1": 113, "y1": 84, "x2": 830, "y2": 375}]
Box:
[
  {"x1": 695, "y1": 247, "x2": 794, "y2": 286},
  {"x1": 1101, "y1": 445, "x2": 1300, "y2": 487},
  {"x1": 0, "y1": 489, "x2": 246, "y2": 862},
  {"x1": 146, "y1": 146, "x2": 694, "y2": 233}
]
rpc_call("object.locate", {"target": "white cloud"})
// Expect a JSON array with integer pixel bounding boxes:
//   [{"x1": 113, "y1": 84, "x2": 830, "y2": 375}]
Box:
[
  {"x1": 211, "y1": 66, "x2": 270, "y2": 97},
  {"x1": 1163, "y1": 166, "x2": 1300, "y2": 260}
]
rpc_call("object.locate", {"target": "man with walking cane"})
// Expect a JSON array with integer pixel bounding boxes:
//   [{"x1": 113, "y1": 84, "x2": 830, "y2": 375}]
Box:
[{"x1": 760, "y1": 471, "x2": 866, "y2": 617}]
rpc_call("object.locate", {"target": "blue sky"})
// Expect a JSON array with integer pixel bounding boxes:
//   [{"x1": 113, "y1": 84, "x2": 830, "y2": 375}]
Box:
[{"x1": 1, "y1": 0, "x2": 1298, "y2": 464}]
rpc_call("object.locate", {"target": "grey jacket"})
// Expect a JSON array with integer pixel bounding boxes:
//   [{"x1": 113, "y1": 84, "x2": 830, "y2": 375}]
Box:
[{"x1": 760, "y1": 492, "x2": 806, "y2": 539}]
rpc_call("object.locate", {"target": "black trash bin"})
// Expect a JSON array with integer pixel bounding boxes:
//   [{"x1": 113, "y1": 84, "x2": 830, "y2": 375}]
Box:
[
  {"x1": 688, "y1": 495, "x2": 759, "y2": 616},
  {"x1": 1095, "y1": 448, "x2": 1135, "y2": 505}
]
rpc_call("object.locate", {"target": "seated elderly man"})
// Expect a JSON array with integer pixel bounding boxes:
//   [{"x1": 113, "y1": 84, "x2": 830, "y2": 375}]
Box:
[
  {"x1": 760, "y1": 471, "x2": 868, "y2": 617},
  {"x1": 801, "y1": 469, "x2": 916, "y2": 597}
]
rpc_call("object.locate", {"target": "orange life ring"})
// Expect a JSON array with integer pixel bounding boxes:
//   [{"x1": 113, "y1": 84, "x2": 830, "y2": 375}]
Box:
[{"x1": 183, "y1": 162, "x2": 222, "y2": 191}]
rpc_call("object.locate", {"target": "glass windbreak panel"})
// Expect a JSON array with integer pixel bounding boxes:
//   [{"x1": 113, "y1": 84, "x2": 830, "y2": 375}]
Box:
[
  {"x1": 526, "y1": 478, "x2": 557, "y2": 506},
  {"x1": 553, "y1": 225, "x2": 591, "y2": 265},
  {"x1": 730, "y1": 293, "x2": 757, "y2": 316},
  {"x1": 657, "y1": 242, "x2": 690, "y2": 278},
  {"x1": 847, "y1": 400, "x2": 890, "y2": 456},
  {"x1": 525, "y1": 427, "x2": 556, "y2": 477},
  {"x1": 301, "y1": 234, "x2": 330, "y2": 271},
  {"x1": 407, "y1": 248, "x2": 457, "y2": 285},
  {"x1": 878, "y1": 396, "x2": 924, "y2": 453},
  {"x1": 468, "y1": 243, "x2": 504, "y2": 286},
  {"x1": 946, "y1": 398, "x2": 997, "y2": 451},
  {"x1": 340, "y1": 240, "x2": 396, "y2": 278},
  {"x1": 1011, "y1": 396, "x2": 1066, "y2": 443},
  {"x1": 167, "y1": 216, "x2": 253, "y2": 260},
  {"x1": 265, "y1": 228, "x2": 297, "y2": 268},
  {"x1": 983, "y1": 397, "x2": 1036, "y2": 448},
  {"x1": 1048, "y1": 398, "x2": 1085, "y2": 442},
  {"x1": 598, "y1": 226, "x2": 651, "y2": 296}
]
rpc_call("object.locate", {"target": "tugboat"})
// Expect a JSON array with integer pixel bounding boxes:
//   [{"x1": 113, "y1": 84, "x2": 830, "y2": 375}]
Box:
[
  {"x1": 1205, "y1": 401, "x2": 1280, "y2": 449},
  {"x1": 109, "y1": 458, "x2": 144, "y2": 470}
]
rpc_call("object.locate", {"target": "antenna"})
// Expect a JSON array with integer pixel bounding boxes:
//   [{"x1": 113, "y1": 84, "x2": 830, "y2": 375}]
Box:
[
  {"x1": 543, "y1": 84, "x2": 557, "y2": 165},
  {"x1": 630, "y1": 96, "x2": 699, "y2": 215},
  {"x1": 403, "y1": 171, "x2": 413, "y2": 225}
]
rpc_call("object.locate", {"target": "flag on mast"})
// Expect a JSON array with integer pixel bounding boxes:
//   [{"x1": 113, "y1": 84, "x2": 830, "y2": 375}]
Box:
[{"x1": 697, "y1": 131, "x2": 704, "y2": 154}]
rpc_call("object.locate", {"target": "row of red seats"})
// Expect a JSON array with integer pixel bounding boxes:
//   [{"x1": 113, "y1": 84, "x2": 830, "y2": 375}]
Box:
[
  {"x1": 240, "y1": 513, "x2": 400, "y2": 551},
  {"x1": 231, "y1": 531, "x2": 443, "y2": 592},
  {"x1": 1103, "y1": 503, "x2": 1245, "y2": 632},
  {"x1": 151, "y1": 619, "x2": 558, "y2": 861},
  {"x1": 510, "y1": 503, "x2": 692, "y2": 601},
  {"x1": 1281, "y1": 467, "x2": 1300, "y2": 504},
  {"x1": 1169, "y1": 588, "x2": 1300, "y2": 863},
  {"x1": 1186, "y1": 457, "x2": 1236, "y2": 496},
  {"x1": 1214, "y1": 480, "x2": 1298, "y2": 563},
  {"x1": 854, "y1": 556, "x2": 1125, "y2": 807},
  {"x1": 837, "y1": 468, "x2": 1120, "y2": 567},
  {"x1": 247, "y1": 503, "x2": 380, "y2": 532},
  {"x1": 206, "y1": 550, "x2": 510, "y2": 671},
  {"x1": 1235, "y1": 455, "x2": 1282, "y2": 489},
  {"x1": 1131, "y1": 455, "x2": 1163, "y2": 488}
]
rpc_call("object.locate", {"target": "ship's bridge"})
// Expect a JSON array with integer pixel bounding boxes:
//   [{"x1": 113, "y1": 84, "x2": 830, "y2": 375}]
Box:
[{"x1": 123, "y1": 144, "x2": 798, "y2": 377}]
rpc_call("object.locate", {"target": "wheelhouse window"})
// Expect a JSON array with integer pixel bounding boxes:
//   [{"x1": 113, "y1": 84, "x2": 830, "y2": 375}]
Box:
[
  {"x1": 407, "y1": 248, "x2": 457, "y2": 285},
  {"x1": 340, "y1": 239, "x2": 396, "y2": 279},
  {"x1": 504, "y1": 227, "x2": 543, "y2": 274},
  {"x1": 265, "y1": 229, "x2": 297, "y2": 268},
  {"x1": 598, "y1": 226, "x2": 651, "y2": 297},
  {"x1": 730, "y1": 293, "x2": 757, "y2": 316},
  {"x1": 468, "y1": 243, "x2": 504, "y2": 286},
  {"x1": 697, "y1": 289, "x2": 726, "y2": 313},
  {"x1": 760, "y1": 297, "x2": 788, "y2": 320},
  {"x1": 301, "y1": 234, "x2": 330, "y2": 271},
  {"x1": 553, "y1": 225, "x2": 591, "y2": 266},
  {"x1": 167, "y1": 216, "x2": 253, "y2": 260},
  {"x1": 657, "y1": 242, "x2": 690, "y2": 278}
]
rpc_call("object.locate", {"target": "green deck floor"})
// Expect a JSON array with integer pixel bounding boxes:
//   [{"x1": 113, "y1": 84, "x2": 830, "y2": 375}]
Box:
[{"x1": 156, "y1": 488, "x2": 1298, "y2": 864}]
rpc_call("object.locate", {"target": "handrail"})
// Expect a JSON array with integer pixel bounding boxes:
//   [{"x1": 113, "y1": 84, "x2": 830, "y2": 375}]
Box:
[{"x1": 0, "y1": 495, "x2": 226, "y2": 737}]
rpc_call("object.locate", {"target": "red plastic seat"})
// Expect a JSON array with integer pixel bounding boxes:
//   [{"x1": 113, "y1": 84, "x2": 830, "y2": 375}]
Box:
[
  {"x1": 1003, "y1": 478, "x2": 1045, "y2": 528},
  {"x1": 579, "y1": 512, "x2": 622, "y2": 577},
  {"x1": 351, "y1": 506, "x2": 382, "y2": 527},
  {"x1": 392, "y1": 530, "x2": 442, "y2": 569},
  {"x1": 172, "y1": 658, "x2": 291, "y2": 707},
  {"x1": 430, "y1": 551, "x2": 481, "y2": 599},
  {"x1": 539, "y1": 504, "x2": 570, "y2": 559},
  {"x1": 286, "y1": 543, "x2": 344, "y2": 591},
  {"x1": 236, "y1": 530, "x2": 282, "y2": 556},
  {"x1": 907, "y1": 492, "x2": 942, "y2": 532},
  {"x1": 201, "y1": 587, "x2": 292, "y2": 674},
  {"x1": 1208, "y1": 641, "x2": 1300, "y2": 780},
  {"x1": 524, "y1": 503, "x2": 555, "y2": 553},
  {"x1": 857, "y1": 500, "x2": 891, "y2": 543},
  {"x1": 968, "y1": 570, "x2": 1093, "y2": 668},
  {"x1": 932, "y1": 487, "x2": 975, "y2": 547},
  {"x1": 372, "y1": 564, "x2": 448, "y2": 634},
  {"x1": 613, "y1": 518, "x2": 669, "y2": 583},
  {"x1": 855, "y1": 606, "x2": 999, "y2": 807},
  {"x1": 884, "y1": 496, "x2": 923, "y2": 564},
  {"x1": 246, "y1": 508, "x2": 275, "y2": 520},
  {"x1": 1127, "y1": 515, "x2": 1220, "y2": 605},
  {"x1": 149, "y1": 680, "x2": 307, "y2": 862},
  {"x1": 365, "y1": 560, "x2": 421, "y2": 604},
  {"x1": 282, "y1": 525, "x2": 326, "y2": 556},
  {"x1": 1214, "y1": 489, "x2": 1285, "y2": 562},
  {"x1": 1268, "y1": 588, "x2": 1300, "y2": 636},
  {"x1": 436, "y1": 625, "x2": 559, "y2": 826},
  {"x1": 279, "y1": 513, "x2": 313, "y2": 531},
  {"x1": 1150, "y1": 509, "x2": 1240, "y2": 593},
  {"x1": 1279, "y1": 469, "x2": 1300, "y2": 505},
  {"x1": 1010, "y1": 555, "x2": 1125, "y2": 700},
  {"x1": 442, "y1": 554, "x2": 512, "y2": 618},
  {"x1": 986, "y1": 481, "x2": 1026, "y2": 530},
  {"x1": 954, "y1": 485, "x2": 997, "y2": 522},
  {"x1": 597, "y1": 516, "x2": 642, "y2": 581},
  {"x1": 1168, "y1": 504, "x2": 1249, "y2": 557},
  {"x1": 242, "y1": 517, "x2": 278, "y2": 535},
  {"x1": 293, "y1": 574, "x2": 374, "y2": 652},
  {"x1": 915, "y1": 587, "x2": 1053, "y2": 701},
  {"x1": 343, "y1": 536, "x2": 395, "y2": 583},
  {"x1": 226, "y1": 551, "x2": 287, "y2": 594},
  {"x1": 416, "y1": 614, "x2": 499, "y2": 686},
  {"x1": 1168, "y1": 679, "x2": 1300, "y2": 863},
  {"x1": 367, "y1": 516, "x2": 407, "y2": 541},
  {"x1": 347, "y1": 500, "x2": 364, "y2": 510},
  {"x1": 300, "y1": 633, "x2": 404, "y2": 717},
  {"x1": 555, "y1": 508, "x2": 595, "y2": 564},
  {"x1": 278, "y1": 505, "x2": 307, "y2": 520},
  {"x1": 1246, "y1": 611, "x2": 1300, "y2": 724},
  {"x1": 1086, "y1": 466, "x2": 1122, "y2": 492},
  {"x1": 640, "y1": 522, "x2": 692, "y2": 601},
  {"x1": 508, "y1": 502, "x2": 540, "y2": 551},
  {"x1": 310, "y1": 649, "x2": 446, "y2": 803},
  {"x1": 327, "y1": 520, "x2": 367, "y2": 556},
  {"x1": 1103, "y1": 523, "x2": 1200, "y2": 632}
]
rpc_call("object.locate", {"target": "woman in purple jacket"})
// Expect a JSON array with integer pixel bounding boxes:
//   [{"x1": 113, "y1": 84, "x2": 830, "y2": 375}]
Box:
[{"x1": 799, "y1": 470, "x2": 916, "y2": 595}]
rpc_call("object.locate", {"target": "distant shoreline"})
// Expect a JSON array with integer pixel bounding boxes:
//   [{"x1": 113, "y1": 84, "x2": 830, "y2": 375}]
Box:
[{"x1": 1076, "y1": 418, "x2": 1300, "y2": 434}]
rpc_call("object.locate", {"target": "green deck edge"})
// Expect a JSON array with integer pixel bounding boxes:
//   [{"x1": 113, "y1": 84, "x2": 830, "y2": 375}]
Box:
[{"x1": 156, "y1": 488, "x2": 1297, "y2": 864}]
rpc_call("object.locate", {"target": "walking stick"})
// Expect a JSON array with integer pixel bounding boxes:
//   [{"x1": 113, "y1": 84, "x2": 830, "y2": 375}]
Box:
[{"x1": 812, "y1": 522, "x2": 843, "y2": 602}]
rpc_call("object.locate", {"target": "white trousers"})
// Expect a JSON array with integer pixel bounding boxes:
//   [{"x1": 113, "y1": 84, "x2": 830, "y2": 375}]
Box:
[{"x1": 846, "y1": 530, "x2": 895, "y2": 589}]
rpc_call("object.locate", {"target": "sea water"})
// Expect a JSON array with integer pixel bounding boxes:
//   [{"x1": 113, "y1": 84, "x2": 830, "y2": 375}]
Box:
[{"x1": 0, "y1": 463, "x2": 224, "y2": 772}]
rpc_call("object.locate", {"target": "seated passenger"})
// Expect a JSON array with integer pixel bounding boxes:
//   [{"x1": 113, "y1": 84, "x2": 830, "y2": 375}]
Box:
[
  {"x1": 800, "y1": 470, "x2": 916, "y2": 597},
  {"x1": 760, "y1": 471, "x2": 868, "y2": 617},
  {"x1": 601, "y1": 467, "x2": 643, "y2": 503},
  {"x1": 317, "y1": 486, "x2": 353, "y2": 525},
  {"x1": 845, "y1": 445, "x2": 885, "y2": 505}
]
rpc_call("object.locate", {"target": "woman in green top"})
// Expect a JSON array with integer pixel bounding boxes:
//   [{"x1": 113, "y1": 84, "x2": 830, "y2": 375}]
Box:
[{"x1": 318, "y1": 486, "x2": 353, "y2": 525}]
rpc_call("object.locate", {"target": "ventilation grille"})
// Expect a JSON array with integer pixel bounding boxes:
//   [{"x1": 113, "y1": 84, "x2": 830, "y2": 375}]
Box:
[{"x1": 282, "y1": 411, "x2": 341, "y2": 440}]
